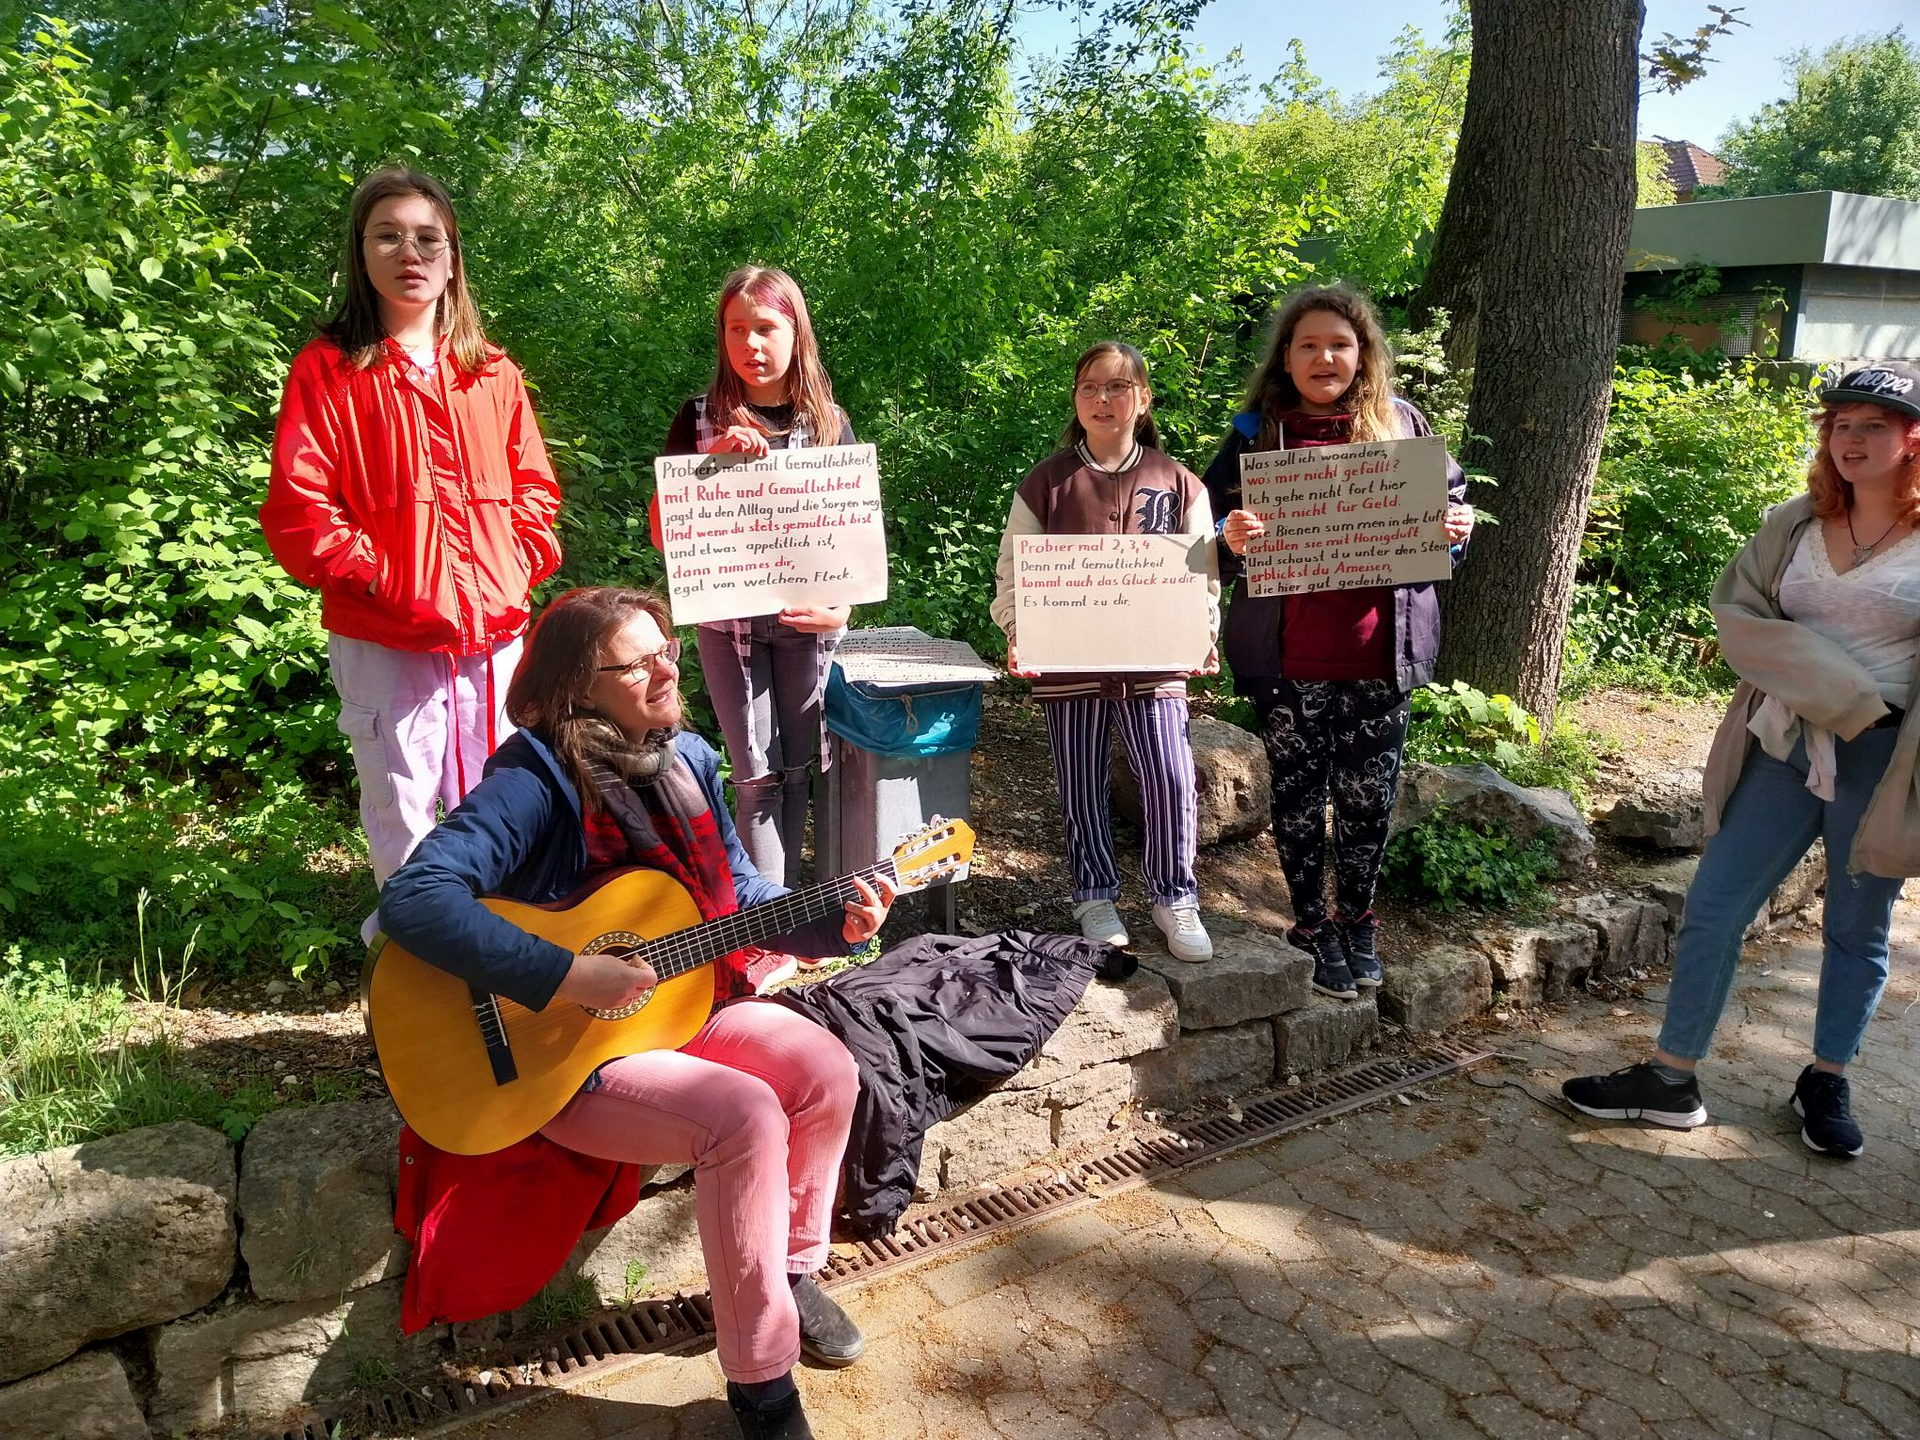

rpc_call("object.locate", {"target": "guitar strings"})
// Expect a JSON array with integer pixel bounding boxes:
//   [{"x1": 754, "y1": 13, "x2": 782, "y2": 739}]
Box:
[{"x1": 485, "y1": 854, "x2": 936, "y2": 1045}]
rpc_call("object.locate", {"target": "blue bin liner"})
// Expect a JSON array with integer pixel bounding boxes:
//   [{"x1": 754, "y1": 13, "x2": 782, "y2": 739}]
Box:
[{"x1": 823, "y1": 665, "x2": 982, "y2": 758}]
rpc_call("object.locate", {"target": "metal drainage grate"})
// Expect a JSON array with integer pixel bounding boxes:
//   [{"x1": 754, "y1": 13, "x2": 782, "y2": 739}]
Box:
[
  {"x1": 261, "y1": 1040, "x2": 1488, "y2": 1438},
  {"x1": 814, "y1": 1036, "x2": 1491, "y2": 1289}
]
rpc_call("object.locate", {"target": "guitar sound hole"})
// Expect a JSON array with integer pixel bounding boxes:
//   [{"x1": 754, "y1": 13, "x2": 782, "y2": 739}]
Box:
[{"x1": 583, "y1": 931, "x2": 653, "y2": 1021}]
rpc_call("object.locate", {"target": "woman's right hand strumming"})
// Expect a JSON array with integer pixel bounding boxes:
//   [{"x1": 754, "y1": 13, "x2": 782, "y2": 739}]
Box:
[
  {"x1": 554, "y1": 950, "x2": 658, "y2": 1009},
  {"x1": 1222, "y1": 509, "x2": 1265, "y2": 556}
]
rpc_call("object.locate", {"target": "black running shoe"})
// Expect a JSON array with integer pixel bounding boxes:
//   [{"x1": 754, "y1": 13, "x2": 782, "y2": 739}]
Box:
[
  {"x1": 1791, "y1": 1065, "x2": 1863, "y2": 1158},
  {"x1": 1289, "y1": 923, "x2": 1359, "y2": 1001},
  {"x1": 793, "y1": 1274, "x2": 865, "y2": 1366},
  {"x1": 1339, "y1": 911, "x2": 1383, "y2": 989},
  {"x1": 1561, "y1": 1062, "x2": 1708, "y2": 1129}
]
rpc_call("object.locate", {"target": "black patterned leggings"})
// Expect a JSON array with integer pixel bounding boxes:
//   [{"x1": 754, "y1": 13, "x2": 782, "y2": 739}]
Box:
[{"x1": 1251, "y1": 678, "x2": 1411, "y2": 928}]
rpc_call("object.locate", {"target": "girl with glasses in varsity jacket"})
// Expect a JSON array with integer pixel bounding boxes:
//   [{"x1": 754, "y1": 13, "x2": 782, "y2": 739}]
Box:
[
  {"x1": 651, "y1": 267, "x2": 856, "y2": 905},
  {"x1": 1203, "y1": 286, "x2": 1473, "y2": 1001},
  {"x1": 991, "y1": 342, "x2": 1222, "y2": 964}
]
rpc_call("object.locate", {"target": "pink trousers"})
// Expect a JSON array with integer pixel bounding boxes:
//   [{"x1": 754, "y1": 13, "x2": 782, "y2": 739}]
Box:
[
  {"x1": 540, "y1": 1000, "x2": 859, "y2": 1382},
  {"x1": 327, "y1": 632, "x2": 522, "y2": 888}
]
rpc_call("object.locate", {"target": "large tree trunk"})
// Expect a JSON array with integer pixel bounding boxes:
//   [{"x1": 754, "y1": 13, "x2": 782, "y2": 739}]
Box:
[{"x1": 1435, "y1": 0, "x2": 1644, "y2": 721}]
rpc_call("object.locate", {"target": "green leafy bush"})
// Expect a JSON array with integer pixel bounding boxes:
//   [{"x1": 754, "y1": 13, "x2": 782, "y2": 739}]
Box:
[
  {"x1": 1405, "y1": 680, "x2": 1602, "y2": 806},
  {"x1": 1381, "y1": 808, "x2": 1558, "y2": 913},
  {"x1": 1568, "y1": 359, "x2": 1812, "y2": 693}
]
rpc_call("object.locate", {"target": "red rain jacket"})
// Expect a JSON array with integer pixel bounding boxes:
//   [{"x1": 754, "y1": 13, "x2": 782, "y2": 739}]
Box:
[{"x1": 261, "y1": 337, "x2": 563, "y2": 656}]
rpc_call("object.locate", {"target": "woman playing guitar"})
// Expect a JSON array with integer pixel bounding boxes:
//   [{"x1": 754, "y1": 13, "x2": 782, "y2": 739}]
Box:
[{"x1": 380, "y1": 585, "x2": 893, "y2": 1440}]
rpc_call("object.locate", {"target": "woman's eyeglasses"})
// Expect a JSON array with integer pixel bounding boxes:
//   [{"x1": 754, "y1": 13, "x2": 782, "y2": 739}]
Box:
[
  {"x1": 1074, "y1": 380, "x2": 1139, "y2": 402},
  {"x1": 364, "y1": 229, "x2": 450, "y2": 261},
  {"x1": 596, "y1": 639, "x2": 683, "y2": 681}
]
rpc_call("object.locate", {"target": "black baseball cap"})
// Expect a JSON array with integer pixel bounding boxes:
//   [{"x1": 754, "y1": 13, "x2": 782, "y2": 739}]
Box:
[{"x1": 1822, "y1": 362, "x2": 1920, "y2": 419}]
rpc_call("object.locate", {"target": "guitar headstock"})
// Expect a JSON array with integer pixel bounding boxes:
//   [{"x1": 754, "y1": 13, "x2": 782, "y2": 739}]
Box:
[{"x1": 888, "y1": 815, "x2": 976, "y2": 893}]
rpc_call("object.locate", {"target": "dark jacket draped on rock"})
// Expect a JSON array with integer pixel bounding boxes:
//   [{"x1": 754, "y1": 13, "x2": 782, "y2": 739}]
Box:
[{"x1": 775, "y1": 931, "x2": 1133, "y2": 1237}]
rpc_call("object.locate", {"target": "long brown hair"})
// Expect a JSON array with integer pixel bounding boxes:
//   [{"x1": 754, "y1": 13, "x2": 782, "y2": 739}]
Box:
[
  {"x1": 506, "y1": 587, "x2": 677, "y2": 809},
  {"x1": 1059, "y1": 341, "x2": 1162, "y2": 451},
  {"x1": 1807, "y1": 402, "x2": 1920, "y2": 529},
  {"x1": 705, "y1": 266, "x2": 840, "y2": 440},
  {"x1": 1244, "y1": 285, "x2": 1400, "y2": 448},
  {"x1": 321, "y1": 168, "x2": 492, "y2": 375}
]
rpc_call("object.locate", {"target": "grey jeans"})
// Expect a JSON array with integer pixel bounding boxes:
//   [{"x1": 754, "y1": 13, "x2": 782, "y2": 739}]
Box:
[{"x1": 697, "y1": 617, "x2": 839, "y2": 887}]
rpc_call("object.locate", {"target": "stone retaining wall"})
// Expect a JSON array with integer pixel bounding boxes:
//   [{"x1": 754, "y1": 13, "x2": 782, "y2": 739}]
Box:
[{"x1": 0, "y1": 850, "x2": 1821, "y2": 1439}]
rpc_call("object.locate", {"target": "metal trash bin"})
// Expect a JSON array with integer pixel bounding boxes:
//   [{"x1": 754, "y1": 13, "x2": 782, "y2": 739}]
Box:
[{"x1": 815, "y1": 628, "x2": 996, "y2": 933}]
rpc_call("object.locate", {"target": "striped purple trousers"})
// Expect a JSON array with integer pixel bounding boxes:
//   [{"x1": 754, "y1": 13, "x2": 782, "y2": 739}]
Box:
[{"x1": 1042, "y1": 694, "x2": 1199, "y2": 906}]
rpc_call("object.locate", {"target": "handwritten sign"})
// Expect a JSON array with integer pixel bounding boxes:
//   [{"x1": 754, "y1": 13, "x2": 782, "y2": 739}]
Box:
[
  {"x1": 1240, "y1": 435, "x2": 1452, "y2": 596},
  {"x1": 1014, "y1": 533, "x2": 1212, "y2": 672},
  {"x1": 654, "y1": 445, "x2": 888, "y2": 625},
  {"x1": 832, "y1": 627, "x2": 999, "y2": 689}
]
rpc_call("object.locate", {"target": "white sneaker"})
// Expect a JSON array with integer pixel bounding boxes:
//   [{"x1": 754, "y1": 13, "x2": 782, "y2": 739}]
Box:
[
  {"x1": 1153, "y1": 903, "x2": 1213, "y2": 963},
  {"x1": 1073, "y1": 899, "x2": 1130, "y2": 948}
]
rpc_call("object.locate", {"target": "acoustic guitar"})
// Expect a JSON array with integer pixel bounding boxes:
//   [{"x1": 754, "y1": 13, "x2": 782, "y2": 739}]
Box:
[{"x1": 362, "y1": 817, "x2": 975, "y2": 1155}]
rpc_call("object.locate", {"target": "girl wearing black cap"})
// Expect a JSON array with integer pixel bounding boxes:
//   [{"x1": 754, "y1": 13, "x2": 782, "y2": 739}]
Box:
[{"x1": 1563, "y1": 362, "x2": 1920, "y2": 1158}]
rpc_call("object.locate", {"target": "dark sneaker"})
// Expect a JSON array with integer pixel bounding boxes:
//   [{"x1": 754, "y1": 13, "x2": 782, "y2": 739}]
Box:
[
  {"x1": 1562, "y1": 1063, "x2": 1708, "y2": 1129},
  {"x1": 1339, "y1": 911, "x2": 1383, "y2": 989},
  {"x1": 1792, "y1": 1066, "x2": 1863, "y2": 1158},
  {"x1": 793, "y1": 1274, "x2": 865, "y2": 1367},
  {"x1": 728, "y1": 1380, "x2": 814, "y2": 1440},
  {"x1": 1289, "y1": 923, "x2": 1358, "y2": 1001}
]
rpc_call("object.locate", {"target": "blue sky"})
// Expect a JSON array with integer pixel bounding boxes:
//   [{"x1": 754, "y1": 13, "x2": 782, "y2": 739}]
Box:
[{"x1": 1010, "y1": 1, "x2": 1907, "y2": 149}]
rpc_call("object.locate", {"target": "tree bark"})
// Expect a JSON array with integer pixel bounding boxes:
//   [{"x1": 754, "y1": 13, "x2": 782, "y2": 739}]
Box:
[{"x1": 1433, "y1": 0, "x2": 1645, "y2": 721}]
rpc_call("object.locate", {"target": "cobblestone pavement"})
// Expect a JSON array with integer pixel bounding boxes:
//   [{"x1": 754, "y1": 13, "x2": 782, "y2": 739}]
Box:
[{"x1": 464, "y1": 903, "x2": 1919, "y2": 1440}]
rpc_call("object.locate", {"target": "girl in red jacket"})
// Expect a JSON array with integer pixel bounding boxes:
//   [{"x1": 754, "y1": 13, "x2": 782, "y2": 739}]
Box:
[{"x1": 262, "y1": 169, "x2": 563, "y2": 916}]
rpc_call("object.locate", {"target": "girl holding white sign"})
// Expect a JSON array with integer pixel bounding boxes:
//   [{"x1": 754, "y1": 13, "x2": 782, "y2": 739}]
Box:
[
  {"x1": 653, "y1": 266, "x2": 856, "y2": 900},
  {"x1": 991, "y1": 342, "x2": 1221, "y2": 963},
  {"x1": 1203, "y1": 286, "x2": 1473, "y2": 1000}
]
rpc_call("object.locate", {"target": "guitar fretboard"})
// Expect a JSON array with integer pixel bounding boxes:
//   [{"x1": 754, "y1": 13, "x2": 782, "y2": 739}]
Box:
[{"x1": 631, "y1": 860, "x2": 899, "y2": 978}]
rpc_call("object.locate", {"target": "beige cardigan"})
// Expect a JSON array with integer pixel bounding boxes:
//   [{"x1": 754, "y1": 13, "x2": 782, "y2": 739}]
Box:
[{"x1": 1702, "y1": 493, "x2": 1920, "y2": 877}]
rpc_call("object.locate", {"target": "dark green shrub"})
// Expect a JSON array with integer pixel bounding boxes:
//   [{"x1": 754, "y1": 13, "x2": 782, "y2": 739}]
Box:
[{"x1": 1382, "y1": 807, "x2": 1559, "y2": 913}]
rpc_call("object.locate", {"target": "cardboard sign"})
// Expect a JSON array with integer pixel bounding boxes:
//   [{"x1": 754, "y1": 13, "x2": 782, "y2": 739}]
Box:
[
  {"x1": 654, "y1": 445, "x2": 888, "y2": 625},
  {"x1": 1014, "y1": 533, "x2": 1213, "y2": 672},
  {"x1": 1239, "y1": 435, "x2": 1452, "y2": 596},
  {"x1": 832, "y1": 627, "x2": 999, "y2": 689}
]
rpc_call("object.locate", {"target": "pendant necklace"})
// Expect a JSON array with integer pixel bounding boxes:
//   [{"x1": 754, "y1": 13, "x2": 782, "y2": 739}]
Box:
[{"x1": 1846, "y1": 510, "x2": 1899, "y2": 568}]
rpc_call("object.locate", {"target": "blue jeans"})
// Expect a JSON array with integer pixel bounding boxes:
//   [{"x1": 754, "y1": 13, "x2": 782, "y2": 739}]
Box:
[{"x1": 1658, "y1": 729, "x2": 1904, "y2": 1067}]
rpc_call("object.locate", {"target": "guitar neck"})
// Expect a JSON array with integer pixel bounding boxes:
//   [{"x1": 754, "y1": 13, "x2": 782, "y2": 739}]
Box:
[{"x1": 639, "y1": 861, "x2": 898, "y2": 979}]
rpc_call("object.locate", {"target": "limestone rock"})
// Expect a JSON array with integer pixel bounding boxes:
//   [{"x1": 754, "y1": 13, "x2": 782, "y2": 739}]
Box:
[
  {"x1": 0, "y1": 1349, "x2": 149, "y2": 1440},
  {"x1": 1037, "y1": 1060, "x2": 1139, "y2": 1151},
  {"x1": 148, "y1": 1277, "x2": 445, "y2": 1435},
  {"x1": 0, "y1": 1121, "x2": 235, "y2": 1383},
  {"x1": 239, "y1": 1100, "x2": 406, "y2": 1302},
  {"x1": 1571, "y1": 894, "x2": 1673, "y2": 977},
  {"x1": 1272, "y1": 992, "x2": 1379, "y2": 1075},
  {"x1": 1482, "y1": 921, "x2": 1599, "y2": 1006},
  {"x1": 1003, "y1": 968, "x2": 1177, "y2": 1091},
  {"x1": 1139, "y1": 920, "x2": 1310, "y2": 1031},
  {"x1": 1392, "y1": 762, "x2": 1595, "y2": 873},
  {"x1": 1114, "y1": 712, "x2": 1270, "y2": 847},
  {"x1": 565, "y1": 1180, "x2": 707, "y2": 1303},
  {"x1": 1377, "y1": 945, "x2": 1492, "y2": 1033},
  {"x1": 925, "y1": 1092, "x2": 1055, "y2": 1191},
  {"x1": 1601, "y1": 768, "x2": 1706, "y2": 851},
  {"x1": 1133, "y1": 1020, "x2": 1275, "y2": 1107}
]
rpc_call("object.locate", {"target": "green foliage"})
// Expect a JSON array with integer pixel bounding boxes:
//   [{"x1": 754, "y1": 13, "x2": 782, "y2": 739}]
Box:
[
  {"x1": 620, "y1": 1259, "x2": 651, "y2": 1308},
  {"x1": 1382, "y1": 808, "x2": 1558, "y2": 913},
  {"x1": 525, "y1": 1273, "x2": 600, "y2": 1331},
  {"x1": 1407, "y1": 680, "x2": 1603, "y2": 806},
  {"x1": 0, "y1": 946, "x2": 257, "y2": 1154},
  {"x1": 1705, "y1": 30, "x2": 1920, "y2": 201},
  {"x1": 1634, "y1": 141, "x2": 1678, "y2": 208},
  {"x1": 1568, "y1": 358, "x2": 1811, "y2": 691}
]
